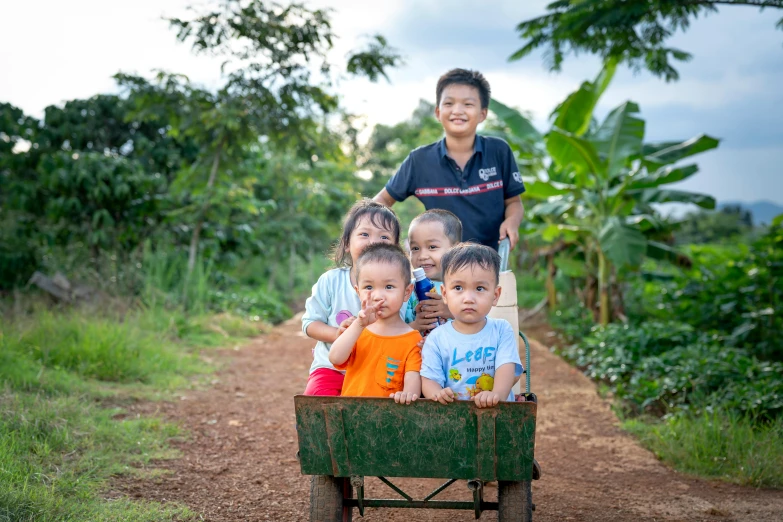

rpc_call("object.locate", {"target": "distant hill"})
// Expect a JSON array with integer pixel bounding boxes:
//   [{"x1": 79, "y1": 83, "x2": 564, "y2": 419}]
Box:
[{"x1": 719, "y1": 200, "x2": 783, "y2": 226}]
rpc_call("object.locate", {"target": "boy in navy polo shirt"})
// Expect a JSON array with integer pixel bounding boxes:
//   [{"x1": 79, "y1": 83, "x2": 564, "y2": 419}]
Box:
[{"x1": 374, "y1": 68, "x2": 525, "y2": 250}]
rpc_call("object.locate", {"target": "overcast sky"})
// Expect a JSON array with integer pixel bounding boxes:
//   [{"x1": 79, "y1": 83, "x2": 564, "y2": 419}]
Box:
[{"x1": 1, "y1": 0, "x2": 781, "y2": 205}]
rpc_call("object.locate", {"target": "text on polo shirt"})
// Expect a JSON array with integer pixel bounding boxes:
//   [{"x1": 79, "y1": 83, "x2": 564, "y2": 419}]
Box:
[{"x1": 415, "y1": 180, "x2": 504, "y2": 197}]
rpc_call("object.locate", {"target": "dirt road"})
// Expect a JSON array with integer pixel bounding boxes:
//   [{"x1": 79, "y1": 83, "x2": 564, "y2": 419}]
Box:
[{"x1": 113, "y1": 316, "x2": 783, "y2": 521}]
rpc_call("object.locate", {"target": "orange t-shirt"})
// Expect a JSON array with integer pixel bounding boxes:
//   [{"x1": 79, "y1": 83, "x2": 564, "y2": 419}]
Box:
[{"x1": 334, "y1": 328, "x2": 423, "y2": 397}]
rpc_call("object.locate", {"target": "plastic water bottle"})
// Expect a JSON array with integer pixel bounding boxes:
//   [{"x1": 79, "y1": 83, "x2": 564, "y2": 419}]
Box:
[
  {"x1": 412, "y1": 268, "x2": 434, "y2": 303},
  {"x1": 412, "y1": 268, "x2": 439, "y2": 333}
]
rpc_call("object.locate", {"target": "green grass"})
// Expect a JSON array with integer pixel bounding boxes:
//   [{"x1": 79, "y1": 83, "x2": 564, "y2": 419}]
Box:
[
  {"x1": 0, "y1": 393, "x2": 195, "y2": 522},
  {"x1": 4, "y1": 310, "x2": 208, "y2": 386},
  {"x1": 624, "y1": 411, "x2": 783, "y2": 488},
  {"x1": 0, "y1": 303, "x2": 261, "y2": 521}
]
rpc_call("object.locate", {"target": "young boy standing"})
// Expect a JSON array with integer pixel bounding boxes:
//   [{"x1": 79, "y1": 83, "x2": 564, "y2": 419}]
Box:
[
  {"x1": 421, "y1": 243, "x2": 523, "y2": 408},
  {"x1": 329, "y1": 243, "x2": 423, "y2": 404},
  {"x1": 374, "y1": 68, "x2": 526, "y2": 251},
  {"x1": 405, "y1": 209, "x2": 461, "y2": 334}
]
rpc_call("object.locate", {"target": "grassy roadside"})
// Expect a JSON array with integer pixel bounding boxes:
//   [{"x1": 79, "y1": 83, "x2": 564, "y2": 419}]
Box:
[
  {"x1": 623, "y1": 412, "x2": 783, "y2": 489},
  {"x1": 0, "y1": 304, "x2": 261, "y2": 521}
]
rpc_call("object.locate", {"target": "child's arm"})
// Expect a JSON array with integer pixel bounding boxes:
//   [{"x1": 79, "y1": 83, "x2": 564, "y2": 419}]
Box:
[
  {"x1": 422, "y1": 377, "x2": 456, "y2": 404},
  {"x1": 499, "y1": 196, "x2": 524, "y2": 250},
  {"x1": 419, "y1": 330, "x2": 456, "y2": 404},
  {"x1": 328, "y1": 300, "x2": 380, "y2": 366},
  {"x1": 473, "y1": 321, "x2": 524, "y2": 408},
  {"x1": 390, "y1": 371, "x2": 421, "y2": 405},
  {"x1": 327, "y1": 320, "x2": 362, "y2": 366},
  {"x1": 307, "y1": 317, "x2": 356, "y2": 344},
  {"x1": 373, "y1": 188, "x2": 397, "y2": 207},
  {"x1": 473, "y1": 363, "x2": 516, "y2": 408},
  {"x1": 306, "y1": 321, "x2": 341, "y2": 344},
  {"x1": 302, "y1": 273, "x2": 342, "y2": 343}
]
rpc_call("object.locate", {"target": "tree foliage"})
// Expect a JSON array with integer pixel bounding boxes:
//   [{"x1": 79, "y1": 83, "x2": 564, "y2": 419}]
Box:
[
  {"x1": 138, "y1": 0, "x2": 403, "y2": 294},
  {"x1": 0, "y1": 1, "x2": 402, "y2": 301},
  {"x1": 511, "y1": 0, "x2": 783, "y2": 81},
  {"x1": 491, "y1": 63, "x2": 719, "y2": 324},
  {"x1": 358, "y1": 100, "x2": 442, "y2": 227},
  {"x1": 675, "y1": 205, "x2": 754, "y2": 244}
]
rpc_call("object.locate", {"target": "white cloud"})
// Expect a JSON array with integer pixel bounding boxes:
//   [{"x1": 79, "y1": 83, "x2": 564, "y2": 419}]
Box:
[
  {"x1": 671, "y1": 146, "x2": 783, "y2": 204},
  {"x1": 0, "y1": 0, "x2": 224, "y2": 116}
]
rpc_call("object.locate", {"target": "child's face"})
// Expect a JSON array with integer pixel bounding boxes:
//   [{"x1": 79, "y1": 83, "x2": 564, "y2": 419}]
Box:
[
  {"x1": 442, "y1": 264, "x2": 501, "y2": 325},
  {"x1": 347, "y1": 216, "x2": 396, "y2": 265},
  {"x1": 435, "y1": 84, "x2": 487, "y2": 139},
  {"x1": 355, "y1": 261, "x2": 413, "y2": 320},
  {"x1": 408, "y1": 221, "x2": 454, "y2": 282}
]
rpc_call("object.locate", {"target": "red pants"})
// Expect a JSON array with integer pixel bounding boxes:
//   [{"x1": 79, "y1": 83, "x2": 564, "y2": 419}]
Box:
[{"x1": 303, "y1": 368, "x2": 344, "y2": 396}]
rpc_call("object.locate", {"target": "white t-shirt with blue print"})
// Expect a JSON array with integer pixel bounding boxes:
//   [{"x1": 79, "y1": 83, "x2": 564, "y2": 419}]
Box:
[{"x1": 421, "y1": 317, "x2": 523, "y2": 401}]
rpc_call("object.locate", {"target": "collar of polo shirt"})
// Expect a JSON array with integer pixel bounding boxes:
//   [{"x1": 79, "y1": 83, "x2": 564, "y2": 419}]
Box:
[{"x1": 438, "y1": 136, "x2": 484, "y2": 158}]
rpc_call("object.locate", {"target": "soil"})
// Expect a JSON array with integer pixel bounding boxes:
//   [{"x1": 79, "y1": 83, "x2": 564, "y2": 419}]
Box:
[{"x1": 109, "y1": 314, "x2": 783, "y2": 521}]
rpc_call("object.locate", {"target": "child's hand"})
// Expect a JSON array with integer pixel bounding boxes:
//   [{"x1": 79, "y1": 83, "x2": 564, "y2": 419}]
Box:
[
  {"x1": 390, "y1": 391, "x2": 419, "y2": 404},
  {"x1": 410, "y1": 304, "x2": 438, "y2": 334},
  {"x1": 420, "y1": 290, "x2": 452, "y2": 321},
  {"x1": 432, "y1": 387, "x2": 456, "y2": 405},
  {"x1": 357, "y1": 299, "x2": 382, "y2": 327},
  {"x1": 499, "y1": 219, "x2": 520, "y2": 250},
  {"x1": 473, "y1": 391, "x2": 502, "y2": 408},
  {"x1": 336, "y1": 316, "x2": 356, "y2": 338}
]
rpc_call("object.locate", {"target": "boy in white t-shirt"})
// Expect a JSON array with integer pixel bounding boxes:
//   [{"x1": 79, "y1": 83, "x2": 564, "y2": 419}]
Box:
[{"x1": 421, "y1": 242, "x2": 523, "y2": 408}]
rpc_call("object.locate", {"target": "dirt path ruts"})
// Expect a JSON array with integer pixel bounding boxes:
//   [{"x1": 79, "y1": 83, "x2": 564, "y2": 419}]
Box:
[{"x1": 111, "y1": 315, "x2": 783, "y2": 521}]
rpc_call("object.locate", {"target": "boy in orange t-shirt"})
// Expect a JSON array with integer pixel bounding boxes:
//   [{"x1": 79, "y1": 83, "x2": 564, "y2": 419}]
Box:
[{"x1": 329, "y1": 243, "x2": 422, "y2": 404}]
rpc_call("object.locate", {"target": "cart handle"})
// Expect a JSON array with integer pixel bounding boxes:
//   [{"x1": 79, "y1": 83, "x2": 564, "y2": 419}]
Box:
[
  {"x1": 498, "y1": 238, "x2": 510, "y2": 272},
  {"x1": 519, "y1": 331, "x2": 531, "y2": 394}
]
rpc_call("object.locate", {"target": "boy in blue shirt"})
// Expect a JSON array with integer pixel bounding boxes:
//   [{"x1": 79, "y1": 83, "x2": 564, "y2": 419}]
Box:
[
  {"x1": 405, "y1": 209, "x2": 461, "y2": 334},
  {"x1": 374, "y1": 68, "x2": 526, "y2": 251},
  {"x1": 421, "y1": 242, "x2": 523, "y2": 408}
]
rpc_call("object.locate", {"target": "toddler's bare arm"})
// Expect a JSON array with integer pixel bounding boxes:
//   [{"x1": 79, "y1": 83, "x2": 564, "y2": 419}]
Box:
[{"x1": 391, "y1": 371, "x2": 422, "y2": 405}]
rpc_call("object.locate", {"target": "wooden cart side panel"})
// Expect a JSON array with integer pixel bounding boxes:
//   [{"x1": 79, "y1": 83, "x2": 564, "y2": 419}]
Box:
[
  {"x1": 295, "y1": 400, "x2": 333, "y2": 475},
  {"x1": 496, "y1": 405, "x2": 536, "y2": 480},
  {"x1": 295, "y1": 396, "x2": 536, "y2": 481}
]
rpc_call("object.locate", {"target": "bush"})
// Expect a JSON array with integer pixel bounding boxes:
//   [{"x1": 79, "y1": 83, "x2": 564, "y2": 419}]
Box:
[
  {"x1": 643, "y1": 226, "x2": 783, "y2": 362},
  {"x1": 559, "y1": 321, "x2": 783, "y2": 419},
  {"x1": 550, "y1": 300, "x2": 594, "y2": 340},
  {"x1": 209, "y1": 287, "x2": 291, "y2": 325},
  {"x1": 139, "y1": 246, "x2": 293, "y2": 323}
]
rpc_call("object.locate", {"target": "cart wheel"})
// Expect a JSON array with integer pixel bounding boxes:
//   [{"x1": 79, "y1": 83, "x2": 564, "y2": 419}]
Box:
[
  {"x1": 498, "y1": 480, "x2": 532, "y2": 522},
  {"x1": 310, "y1": 475, "x2": 353, "y2": 522}
]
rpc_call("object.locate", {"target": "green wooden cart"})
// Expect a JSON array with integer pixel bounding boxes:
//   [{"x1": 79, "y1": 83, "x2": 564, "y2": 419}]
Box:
[{"x1": 295, "y1": 332, "x2": 538, "y2": 521}]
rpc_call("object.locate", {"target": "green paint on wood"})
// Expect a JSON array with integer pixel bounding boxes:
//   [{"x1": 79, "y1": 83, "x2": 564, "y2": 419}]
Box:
[{"x1": 295, "y1": 396, "x2": 536, "y2": 481}]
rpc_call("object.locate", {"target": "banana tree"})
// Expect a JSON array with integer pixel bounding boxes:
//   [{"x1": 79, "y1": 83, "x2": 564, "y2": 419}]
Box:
[{"x1": 491, "y1": 63, "x2": 719, "y2": 324}]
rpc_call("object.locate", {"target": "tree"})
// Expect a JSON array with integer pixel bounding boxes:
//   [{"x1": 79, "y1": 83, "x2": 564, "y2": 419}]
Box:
[
  {"x1": 491, "y1": 63, "x2": 719, "y2": 324},
  {"x1": 0, "y1": 96, "x2": 190, "y2": 288},
  {"x1": 120, "y1": 0, "x2": 402, "y2": 304},
  {"x1": 511, "y1": 0, "x2": 783, "y2": 81},
  {"x1": 357, "y1": 100, "x2": 444, "y2": 229},
  {"x1": 675, "y1": 205, "x2": 754, "y2": 244}
]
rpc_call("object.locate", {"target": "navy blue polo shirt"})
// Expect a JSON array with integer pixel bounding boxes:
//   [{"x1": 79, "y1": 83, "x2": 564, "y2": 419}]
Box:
[{"x1": 385, "y1": 135, "x2": 525, "y2": 249}]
